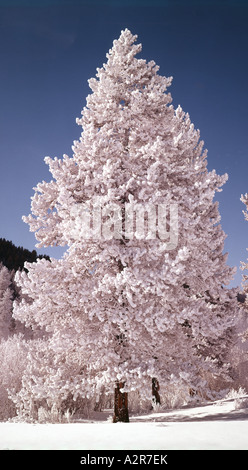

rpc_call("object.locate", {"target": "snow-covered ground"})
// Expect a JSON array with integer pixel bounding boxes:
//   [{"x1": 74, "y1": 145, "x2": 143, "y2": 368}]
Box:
[{"x1": 1, "y1": 397, "x2": 248, "y2": 450}]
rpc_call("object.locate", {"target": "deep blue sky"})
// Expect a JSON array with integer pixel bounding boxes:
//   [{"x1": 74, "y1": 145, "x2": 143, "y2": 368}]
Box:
[{"x1": 0, "y1": 0, "x2": 247, "y2": 288}]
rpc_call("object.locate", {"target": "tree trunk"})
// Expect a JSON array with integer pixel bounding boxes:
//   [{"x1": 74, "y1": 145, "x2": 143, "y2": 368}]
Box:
[
  {"x1": 152, "y1": 377, "x2": 161, "y2": 405},
  {"x1": 113, "y1": 382, "x2": 129, "y2": 422}
]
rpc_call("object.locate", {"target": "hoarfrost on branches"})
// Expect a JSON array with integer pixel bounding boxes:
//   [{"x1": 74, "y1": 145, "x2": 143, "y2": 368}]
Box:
[{"x1": 12, "y1": 29, "x2": 239, "y2": 421}]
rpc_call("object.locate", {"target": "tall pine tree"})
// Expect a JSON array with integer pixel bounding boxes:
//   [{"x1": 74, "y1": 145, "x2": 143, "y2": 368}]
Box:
[{"x1": 14, "y1": 29, "x2": 238, "y2": 422}]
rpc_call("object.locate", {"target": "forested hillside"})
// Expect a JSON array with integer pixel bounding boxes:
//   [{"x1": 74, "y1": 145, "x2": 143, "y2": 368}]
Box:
[{"x1": 0, "y1": 238, "x2": 49, "y2": 272}]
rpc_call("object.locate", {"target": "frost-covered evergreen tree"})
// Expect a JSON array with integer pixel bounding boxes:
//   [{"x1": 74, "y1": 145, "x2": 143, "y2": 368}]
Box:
[
  {"x1": 241, "y1": 193, "x2": 248, "y2": 296},
  {"x1": 0, "y1": 263, "x2": 14, "y2": 340},
  {"x1": 239, "y1": 193, "x2": 248, "y2": 346},
  {"x1": 13, "y1": 29, "x2": 238, "y2": 422}
]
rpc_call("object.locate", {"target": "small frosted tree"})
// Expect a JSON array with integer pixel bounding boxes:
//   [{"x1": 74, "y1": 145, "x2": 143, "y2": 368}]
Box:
[
  {"x1": 0, "y1": 334, "x2": 28, "y2": 420},
  {"x1": 14, "y1": 29, "x2": 238, "y2": 422}
]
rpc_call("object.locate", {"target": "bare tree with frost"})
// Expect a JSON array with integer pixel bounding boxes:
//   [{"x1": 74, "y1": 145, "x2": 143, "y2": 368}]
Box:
[{"x1": 13, "y1": 29, "x2": 238, "y2": 422}]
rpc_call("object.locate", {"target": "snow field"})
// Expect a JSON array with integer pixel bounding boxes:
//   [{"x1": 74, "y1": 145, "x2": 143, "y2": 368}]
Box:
[{"x1": 1, "y1": 398, "x2": 248, "y2": 450}]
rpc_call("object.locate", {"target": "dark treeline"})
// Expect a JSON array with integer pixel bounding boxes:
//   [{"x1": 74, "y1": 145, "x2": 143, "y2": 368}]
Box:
[{"x1": 0, "y1": 238, "x2": 50, "y2": 272}]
